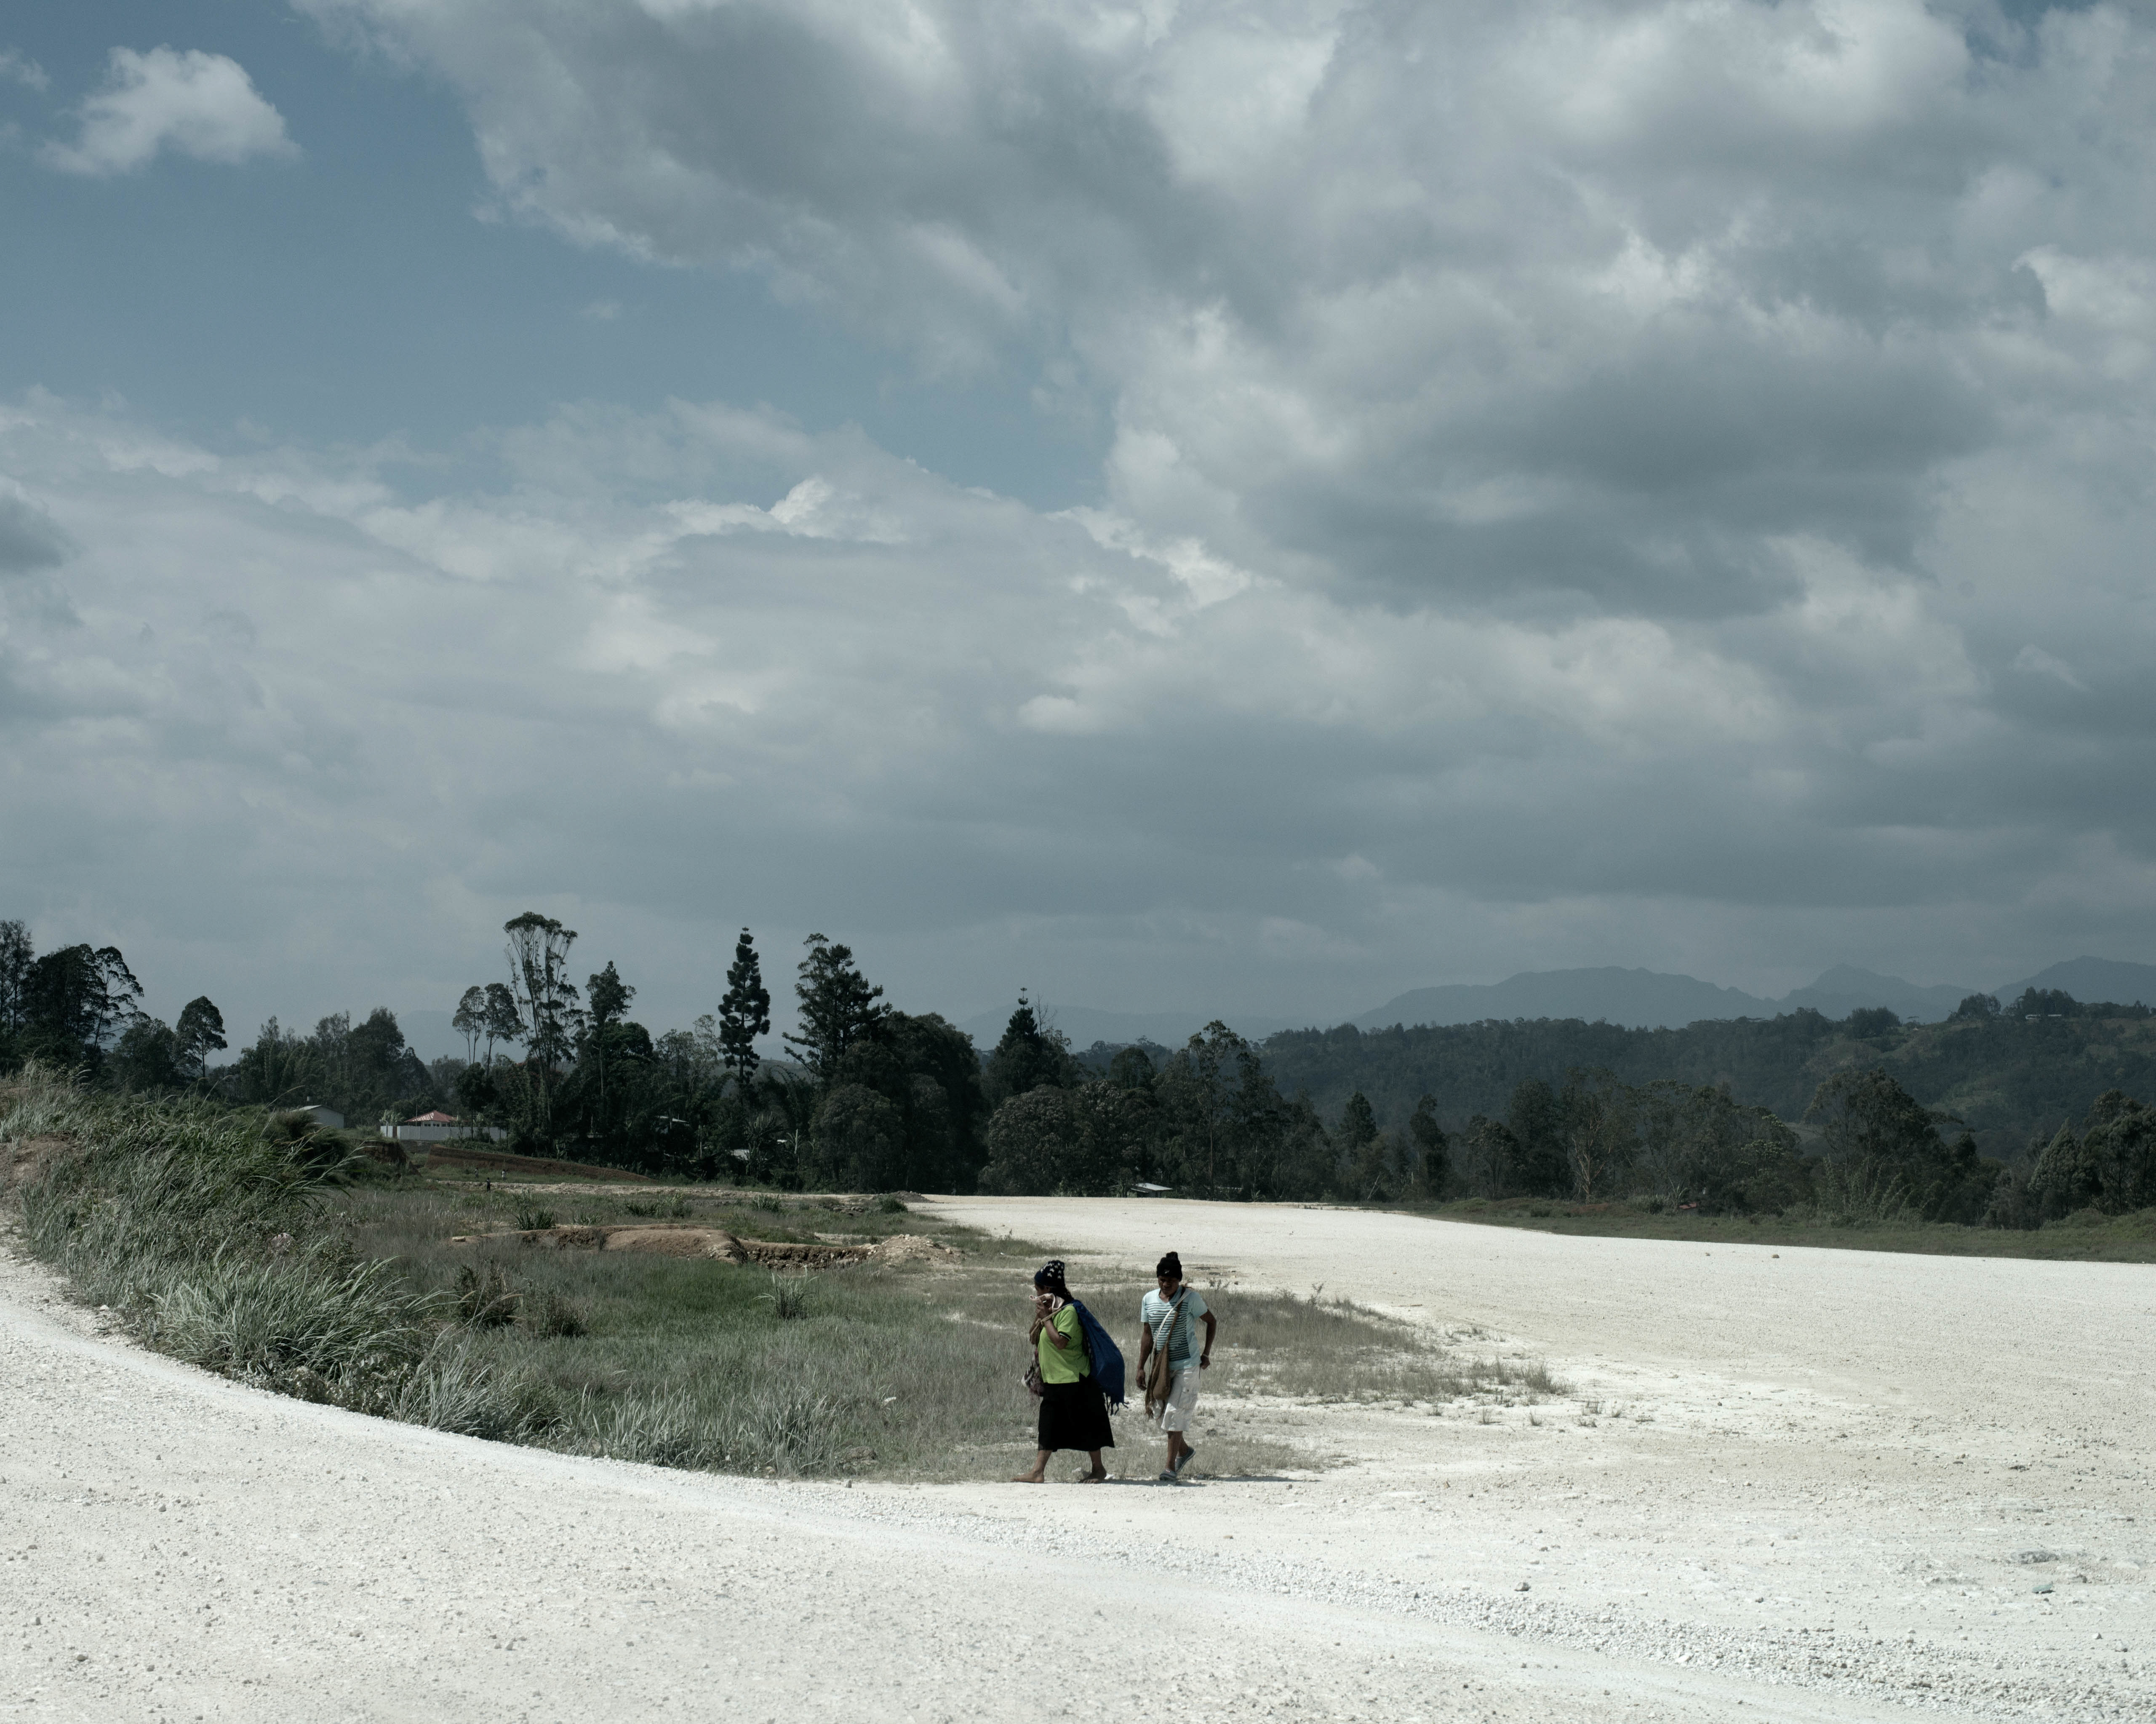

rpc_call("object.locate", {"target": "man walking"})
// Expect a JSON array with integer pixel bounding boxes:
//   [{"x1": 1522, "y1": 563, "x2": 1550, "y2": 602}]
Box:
[{"x1": 1136, "y1": 1251, "x2": 1216, "y2": 1481}]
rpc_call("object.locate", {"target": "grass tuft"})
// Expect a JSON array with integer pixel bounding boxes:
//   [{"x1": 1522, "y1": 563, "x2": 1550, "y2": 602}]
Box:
[
  {"x1": 380, "y1": 1339, "x2": 558, "y2": 1441},
  {"x1": 527, "y1": 1287, "x2": 589, "y2": 1339},
  {"x1": 453, "y1": 1262, "x2": 520, "y2": 1328}
]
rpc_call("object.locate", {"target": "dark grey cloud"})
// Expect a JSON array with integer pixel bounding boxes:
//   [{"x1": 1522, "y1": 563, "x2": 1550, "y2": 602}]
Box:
[{"x1": 0, "y1": 492, "x2": 70, "y2": 573}]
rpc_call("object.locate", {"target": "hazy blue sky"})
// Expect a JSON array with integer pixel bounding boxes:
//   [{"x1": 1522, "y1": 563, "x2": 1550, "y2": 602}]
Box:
[{"x1": 4, "y1": 1, "x2": 2152, "y2": 1045}]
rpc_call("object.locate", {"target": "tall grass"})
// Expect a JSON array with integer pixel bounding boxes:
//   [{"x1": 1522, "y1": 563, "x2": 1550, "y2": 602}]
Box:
[
  {"x1": 4, "y1": 1066, "x2": 549, "y2": 1438},
  {"x1": 2, "y1": 1074, "x2": 1043, "y2": 1476},
  {"x1": 5, "y1": 1070, "x2": 1550, "y2": 1481},
  {"x1": 1806, "y1": 1161, "x2": 1913, "y2": 1226},
  {"x1": 337, "y1": 1224, "x2": 1044, "y2": 1478}
]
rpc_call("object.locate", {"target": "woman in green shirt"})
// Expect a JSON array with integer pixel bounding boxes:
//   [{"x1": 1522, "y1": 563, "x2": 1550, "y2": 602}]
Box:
[{"x1": 1011, "y1": 1260, "x2": 1113, "y2": 1483}]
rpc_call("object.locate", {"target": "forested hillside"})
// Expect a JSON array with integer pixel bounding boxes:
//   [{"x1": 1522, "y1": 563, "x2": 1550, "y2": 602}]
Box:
[
  {"x1": 1256, "y1": 997, "x2": 2156, "y2": 1157},
  {"x1": 11, "y1": 904, "x2": 2156, "y2": 1220}
]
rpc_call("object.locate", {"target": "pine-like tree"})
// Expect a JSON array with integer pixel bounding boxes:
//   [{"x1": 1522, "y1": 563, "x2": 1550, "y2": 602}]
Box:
[
  {"x1": 1406, "y1": 1094, "x2": 1449, "y2": 1198},
  {"x1": 718, "y1": 927, "x2": 772, "y2": 1091},
  {"x1": 983, "y1": 992, "x2": 1074, "y2": 1107},
  {"x1": 587, "y1": 961, "x2": 634, "y2": 1029},
  {"x1": 783, "y1": 933, "x2": 886, "y2": 1079},
  {"x1": 0, "y1": 920, "x2": 32, "y2": 1050},
  {"x1": 1336, "y1": 1090, "x2": 1379, "y2": 1149},
  {"x1": 584, "y1": 960, "x2": 637, "y2": 1129}
]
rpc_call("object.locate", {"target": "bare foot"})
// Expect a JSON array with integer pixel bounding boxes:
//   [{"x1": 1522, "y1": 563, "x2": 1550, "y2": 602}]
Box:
[
  {"x1": 1074, "y1": 1469, "x2": 1107, "y2": 1483},
  {"x1": 1009, "y1": 1473, "x2": 1045, "y2": 1484}
]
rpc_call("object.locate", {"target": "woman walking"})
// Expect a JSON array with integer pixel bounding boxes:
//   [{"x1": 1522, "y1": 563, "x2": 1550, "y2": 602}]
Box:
[{"x1": 1012, "y1": 1260, "x2": 1113, "y2": 1483}]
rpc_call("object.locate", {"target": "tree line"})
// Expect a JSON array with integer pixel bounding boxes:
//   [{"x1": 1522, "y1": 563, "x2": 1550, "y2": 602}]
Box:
[
  {"x1": 1257, "y1": 990, "x2": 2156, "y2": 1162},
  {"x1": 1406, "y1": 1064, "x2": 2001, "y2": 1224},
  {"x1": 0, "y1": 920, "x2": 228, "y2": 1090},
  {"x1": 5, "y1": 909, "x2": 2152, "y2": 1221},
  {"x1": 435, "y1": 920, "x2": 1348, "y2": 1197}
]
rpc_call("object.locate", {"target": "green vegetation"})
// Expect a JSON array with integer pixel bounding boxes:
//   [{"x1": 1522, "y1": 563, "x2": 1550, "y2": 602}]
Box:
[
  {"x1": 1257, "y1": 997, "x2": 2156, "y2": 1160},
  {"x1": 5, "y1": 1069, "x2": 1549, "y2": 1481},
  {"x1": 8, "y1": 903, "x2": 2155, "y2": 1242}
]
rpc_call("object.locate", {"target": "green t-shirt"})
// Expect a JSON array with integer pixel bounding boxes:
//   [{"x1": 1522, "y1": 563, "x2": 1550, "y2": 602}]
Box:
[{"x1": 1037, "y1": 1304, "x2": 1089, "y2": 1385}]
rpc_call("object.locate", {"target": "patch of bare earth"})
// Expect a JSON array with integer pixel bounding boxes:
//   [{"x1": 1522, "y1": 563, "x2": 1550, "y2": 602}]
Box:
[{"x1": 446, "y1": 1222, "x2": 959, "y2": 1270}]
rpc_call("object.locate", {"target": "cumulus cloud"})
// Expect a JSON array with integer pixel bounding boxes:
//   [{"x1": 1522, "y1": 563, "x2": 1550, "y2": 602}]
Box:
[
  {"x1": 4, "y1": 376, "x2": 2154, "y2": 1036},
  {"x1": 14, "y1": 2, "x2": 2156, "y2": 1023},
  {"x1": 41, "y1": 46, "x2": 296, "y2": 176},
  {"x1": 290, "y1": 3, "x2": 2156, "y2": 624},
  {"x1": 0, "y1": 49, "x2": 50, "y2": 91}
]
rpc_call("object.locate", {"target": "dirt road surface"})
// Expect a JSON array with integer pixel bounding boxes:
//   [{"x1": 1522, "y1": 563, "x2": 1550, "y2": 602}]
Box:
[{"x1": 4, "y1": 1198, "x2": 2150, "y2": 1722}]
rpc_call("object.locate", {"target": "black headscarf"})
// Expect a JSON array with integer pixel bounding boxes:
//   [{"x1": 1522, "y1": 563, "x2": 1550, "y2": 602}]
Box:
[{"x1": 1034, "y1": 1259, "x2": 1071, "y2": 1303}]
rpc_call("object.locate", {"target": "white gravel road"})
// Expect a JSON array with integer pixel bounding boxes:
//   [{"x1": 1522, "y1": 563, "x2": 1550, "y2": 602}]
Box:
[{"x1": 3, "y1": 1198, "x2": 2151, "y2": 1723}]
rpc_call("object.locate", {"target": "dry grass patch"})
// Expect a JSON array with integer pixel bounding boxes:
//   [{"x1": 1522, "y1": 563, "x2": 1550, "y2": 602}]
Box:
[{"x1": 5, "y1": 1073, "x2": 1561, "y2": 1484}]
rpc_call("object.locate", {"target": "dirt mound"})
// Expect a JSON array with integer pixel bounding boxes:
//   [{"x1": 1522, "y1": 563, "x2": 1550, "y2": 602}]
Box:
[
  {"x1": 738, "y1": 1239, "x2": 870, "y2": 1269},
  {"x1": 448, "y1": 1222, "x2": 960, "y2": 1269},
  {"x1": 449, "y1": 1224, "x2": 874, "y2": 1268},
  {"x1": 866, "y1": 1234, "x2": 961, "y2": 1267},
  {"x1": 451, "y1": 1223, "x2": 748, "y2": 1260},
  {"x1": 604, "y1": 1227, "x2": 752, "y2": 1261}
]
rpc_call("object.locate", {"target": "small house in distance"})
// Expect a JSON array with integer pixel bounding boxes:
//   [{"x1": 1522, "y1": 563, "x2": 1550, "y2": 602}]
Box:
[
  {"x1": 383, "y1": 1110, "x2": 506, "y2": 1144},
  {"x1": 1131, "y1": 1181, "x2": 1172, "y2": 1197},
  {"x1": 295, "y1": 1103, "x2": 345, "y2": 1130}
]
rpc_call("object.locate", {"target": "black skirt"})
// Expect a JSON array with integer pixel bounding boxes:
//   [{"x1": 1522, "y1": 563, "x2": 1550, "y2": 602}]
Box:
[{"x1": 1037, "y1": 1378, "x2": 1114, "y2": 1453}]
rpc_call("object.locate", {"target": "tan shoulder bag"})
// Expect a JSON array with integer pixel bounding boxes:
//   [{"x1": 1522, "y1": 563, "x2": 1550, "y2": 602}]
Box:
[{"x1": 1142, "y1": 1290, "x2": 1186, "y2": 1417}]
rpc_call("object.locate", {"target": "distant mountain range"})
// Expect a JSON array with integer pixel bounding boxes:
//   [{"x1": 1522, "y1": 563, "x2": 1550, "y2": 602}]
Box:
[
  {"x1": 1351, "y1": 965, "x2": 1969, "y2": 1031},
  {"x1": 1352, "y1": 957, "x2": 2156, "y2": 1032},
  {"x1": 2001, "y1": 957, "x2": 2156, "y2": 1007}
]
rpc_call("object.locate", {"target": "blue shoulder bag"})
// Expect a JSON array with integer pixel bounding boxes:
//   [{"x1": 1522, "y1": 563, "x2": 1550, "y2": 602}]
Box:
[{"x1": 1068, "y1": 1299, "x2": 1127, "y2": 1408}]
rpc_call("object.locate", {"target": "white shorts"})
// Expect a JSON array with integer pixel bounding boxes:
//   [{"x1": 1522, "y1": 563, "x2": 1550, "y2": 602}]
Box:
[{"x1": 1153, "y1": 1363, "x2": 1201, "y2": 1433}]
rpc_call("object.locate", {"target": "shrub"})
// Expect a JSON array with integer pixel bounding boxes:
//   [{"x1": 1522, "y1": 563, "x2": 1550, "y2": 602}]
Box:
[
  {"x1": 453, "y1": 1262, "x2": 520, "y2": 1328},
  {"x1": 527, "y1": 1287, "x2": 589, "y2": 1339}
]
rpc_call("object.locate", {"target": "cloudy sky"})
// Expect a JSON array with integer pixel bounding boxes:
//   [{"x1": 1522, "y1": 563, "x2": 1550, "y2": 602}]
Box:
[{"x1": 4, "y1": 0, "x2": 2153, "y2": 1047}]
